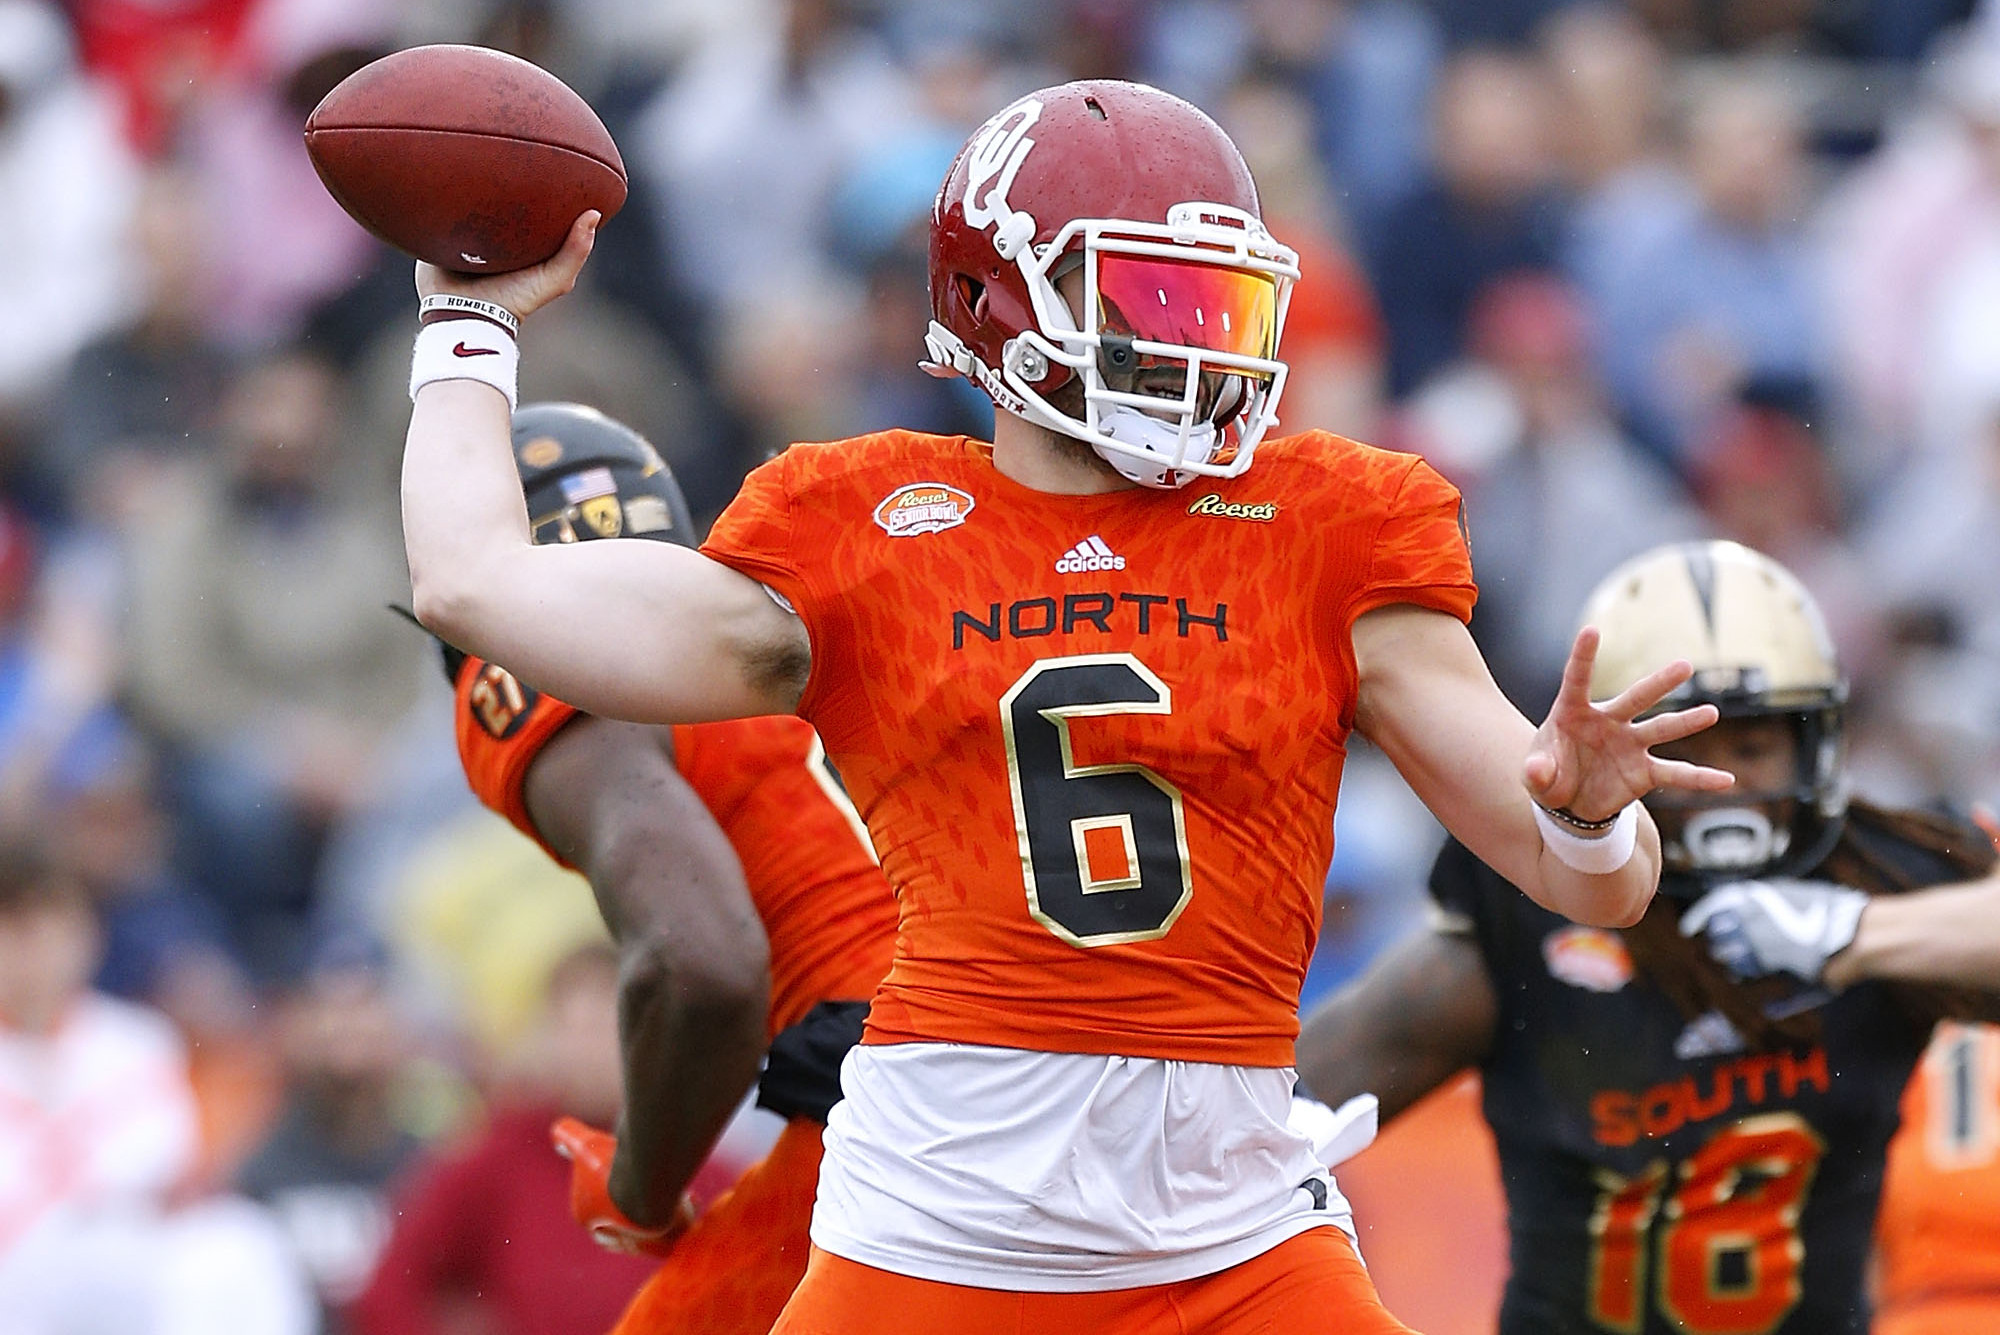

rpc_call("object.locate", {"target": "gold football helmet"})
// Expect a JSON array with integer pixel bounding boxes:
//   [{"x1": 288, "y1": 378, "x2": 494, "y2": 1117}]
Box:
[{"x1": 1580, "y1": 540, "x2": 1848, "y2": 881}]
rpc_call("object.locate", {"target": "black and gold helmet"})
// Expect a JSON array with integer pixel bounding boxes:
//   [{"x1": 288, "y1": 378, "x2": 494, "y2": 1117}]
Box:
[
  {"x1": 1581, "y1": 540, "x2": 1848, "y2": 883},
  {"x1": 512, "y1": 402, "x2": 694, "y2": 550}
]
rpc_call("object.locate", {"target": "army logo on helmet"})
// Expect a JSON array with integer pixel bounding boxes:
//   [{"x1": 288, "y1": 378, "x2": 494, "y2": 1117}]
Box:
[
  {"x1": 580, "y1": 496, "x2": 622, "y2": 538},
  {"x1": 511, "y1": 403, "x2": 697, "y2": 553}
]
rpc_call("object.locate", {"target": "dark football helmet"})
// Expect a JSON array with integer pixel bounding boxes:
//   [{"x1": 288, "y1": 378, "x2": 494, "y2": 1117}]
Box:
[
  {"x1": 512, "y1": 402, "x2": 695, "y2": 550},
  {"x1": 926, "y1": 80, "x2": 1299, "y2": 489},
  {"x1": 1581, "y1": 540, "x2": 1848, "y2": 886}
]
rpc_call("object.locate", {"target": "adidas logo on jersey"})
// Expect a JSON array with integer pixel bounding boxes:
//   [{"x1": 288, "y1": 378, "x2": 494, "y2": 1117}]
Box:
[
  {"x1": 1673, "y1": 1010, "x2": 1747, "y2": 1061},
  {"x1": 1056, "y1": 535, "x2": 1125, "y2": 573}
]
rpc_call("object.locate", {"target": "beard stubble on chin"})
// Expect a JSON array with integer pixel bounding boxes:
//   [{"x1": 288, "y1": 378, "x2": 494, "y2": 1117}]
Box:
[
  {"x1": 1035, "y1": 377, "x2": 1127, "y2": 478},
  {"x1": 1048, "y1": 430, "x2": 1112, "y2": 471}
]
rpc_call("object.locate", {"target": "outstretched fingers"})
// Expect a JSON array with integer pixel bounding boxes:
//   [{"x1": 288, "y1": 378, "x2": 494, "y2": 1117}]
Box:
[
  {"x1": 1631, "y1": 702, "x2": 1720, "y2": 749},
  {"x1": 1599, "y1": 656, "x2": 1696, "y2": 724},
  {"x1": 1551, "y1": 626, "x2": 1603, "y2": 715},
  {"x1": 1649, "y1": 755, "x2": 1736, "y2": 795}
]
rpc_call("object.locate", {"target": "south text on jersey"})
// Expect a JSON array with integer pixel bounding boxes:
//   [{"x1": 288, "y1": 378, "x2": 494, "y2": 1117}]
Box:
[{"x1": 1591, "y1": 1046, "x2": 1831, "y2": 1147}]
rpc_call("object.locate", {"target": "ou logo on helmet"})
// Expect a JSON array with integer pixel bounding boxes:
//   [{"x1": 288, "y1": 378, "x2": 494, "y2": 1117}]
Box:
[{"x1": 961, "y1": 98, "x2": 1043, "y2": 250}]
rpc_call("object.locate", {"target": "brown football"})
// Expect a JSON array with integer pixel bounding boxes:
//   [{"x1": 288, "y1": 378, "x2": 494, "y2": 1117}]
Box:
[{"x1": 305, "y1": 44, "x2": 626, "y2": 274}]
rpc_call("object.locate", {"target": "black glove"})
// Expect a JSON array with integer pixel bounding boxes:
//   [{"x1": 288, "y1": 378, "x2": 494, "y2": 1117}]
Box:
[{"x1": 757, "y1": 999, "x2": 869, "y2": 1123}]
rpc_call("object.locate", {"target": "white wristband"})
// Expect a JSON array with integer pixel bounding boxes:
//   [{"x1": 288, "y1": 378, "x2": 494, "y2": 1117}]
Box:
[
  {"x1": 1534, "y1": 800, "x2": 1639, "y2": 875},
  {"x1": 410, "y1": 319, "x2": 519, "y2": 409}
]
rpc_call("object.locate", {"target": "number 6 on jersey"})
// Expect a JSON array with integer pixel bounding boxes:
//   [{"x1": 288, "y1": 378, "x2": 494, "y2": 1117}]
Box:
[{"x1": 1000, "y1": 653, "x2": 1193, "y2": 947}]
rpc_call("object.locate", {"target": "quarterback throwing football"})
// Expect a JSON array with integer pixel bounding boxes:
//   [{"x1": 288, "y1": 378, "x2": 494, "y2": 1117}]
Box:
[{"x1": 400, "y1": 81, "x2": 1731, "y2": 1333}]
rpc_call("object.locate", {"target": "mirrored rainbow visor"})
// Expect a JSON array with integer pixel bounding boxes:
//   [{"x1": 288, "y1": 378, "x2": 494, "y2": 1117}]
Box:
[{"x1": 1095, "y1": 254, "x2": 1279, "y2": 363}]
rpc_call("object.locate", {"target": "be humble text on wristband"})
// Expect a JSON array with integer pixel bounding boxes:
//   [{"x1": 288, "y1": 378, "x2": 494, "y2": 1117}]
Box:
[{"x1": 418, "y1": 293, "x2": 518, "y2": 335}]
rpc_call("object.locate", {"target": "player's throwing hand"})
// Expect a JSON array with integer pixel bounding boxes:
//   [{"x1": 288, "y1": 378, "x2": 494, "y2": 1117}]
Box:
[
  {"x1": 416, "y1": 210, "x2": 602, "y2": 322},
  {"x1": 1524, "y1": 626, "x2": 1733, "y2": 826}
]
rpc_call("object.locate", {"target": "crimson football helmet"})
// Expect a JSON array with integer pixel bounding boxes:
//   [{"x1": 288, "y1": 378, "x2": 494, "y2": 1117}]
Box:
[{"x1": 926, "y1": 80, "x2": 1299, "y2": 488}]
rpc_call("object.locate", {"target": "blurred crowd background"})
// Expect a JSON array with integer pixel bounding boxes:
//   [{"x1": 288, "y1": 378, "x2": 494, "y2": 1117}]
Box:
[{"x1": 3, "y1": 0, "x2": 2000, "y2": 1330}]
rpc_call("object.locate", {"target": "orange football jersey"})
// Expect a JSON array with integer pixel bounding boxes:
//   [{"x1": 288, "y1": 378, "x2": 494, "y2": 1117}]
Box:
[
  {"x1": 701, "y1": 428, "x2": 1474, "y2": 1066},
  {"x1": 453, "y1": 656, "x2": 895, "y2": 1033},
  {"x1": 1875, "y1": 1022, "x2": 2000, "y2": 1333}
]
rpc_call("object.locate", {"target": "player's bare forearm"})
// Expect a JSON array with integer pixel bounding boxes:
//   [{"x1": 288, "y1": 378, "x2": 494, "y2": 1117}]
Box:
[
  {"x1": 524, "y1": 717, "x2": 771, "y2": 1224},
  {"x1": 1825, "y1": 877, "x2": 2000, "y2": 992},
  {"x1": 609, "y1": 937, "x2": 769, "y2": 1227},
  {"x1": 1353, "y1": 606, "x2": 1669, "y2": 926},
  {"x1": 1354, "y1": 607, "x2": 1734, "y2": 926},
  {"x1": 1296, "y1": 925, "x2": 1496, "y2": 1122},
  {"x1": 402, "y1": 375, "x2": 527, "y2": 622}
]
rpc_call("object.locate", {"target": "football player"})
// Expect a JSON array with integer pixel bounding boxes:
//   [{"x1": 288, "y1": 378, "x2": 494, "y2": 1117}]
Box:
[
  {"x1": 1876, "y1": 1019, "x2": 2000, "y2": 1335},
  {"x1": 397, "y1": 81, "x2": 1732, "y2": 1333},
  {"x1": 444, "y1": 402, "x2": 896, "y2": 1334},
  {"x1": 1297, "y1": 540, "x2": 2000, "y2": 1335}
]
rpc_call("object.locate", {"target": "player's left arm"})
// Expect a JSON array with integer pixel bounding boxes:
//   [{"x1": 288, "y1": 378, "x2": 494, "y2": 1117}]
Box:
[{"x1": 1353, "y1": 605, "x2": 1732, "y2": 928}]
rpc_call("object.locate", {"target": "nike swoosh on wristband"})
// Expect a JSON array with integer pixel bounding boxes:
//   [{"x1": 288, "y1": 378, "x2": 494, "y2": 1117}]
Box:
[{"x1": 453, "y1": 342, "x2": 501, "y2": 358}]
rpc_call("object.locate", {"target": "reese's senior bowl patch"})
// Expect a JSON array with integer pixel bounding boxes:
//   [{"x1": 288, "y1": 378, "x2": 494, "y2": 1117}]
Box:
[
  {"x1": 1541, "y1": 925, "x2": 1634, "y2": 993},
  {"x1": 874, "y1": 482, "x2": 975, "y2": 537}
]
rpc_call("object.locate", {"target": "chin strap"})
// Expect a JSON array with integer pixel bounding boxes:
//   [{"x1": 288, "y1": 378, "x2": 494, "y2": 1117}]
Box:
[
  {"x1": 921, "y1": 320, "x2": 1031, "y2": 416},
  {"x1": 919, "y1": 320, "x2": 979, "y2": 380}
]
